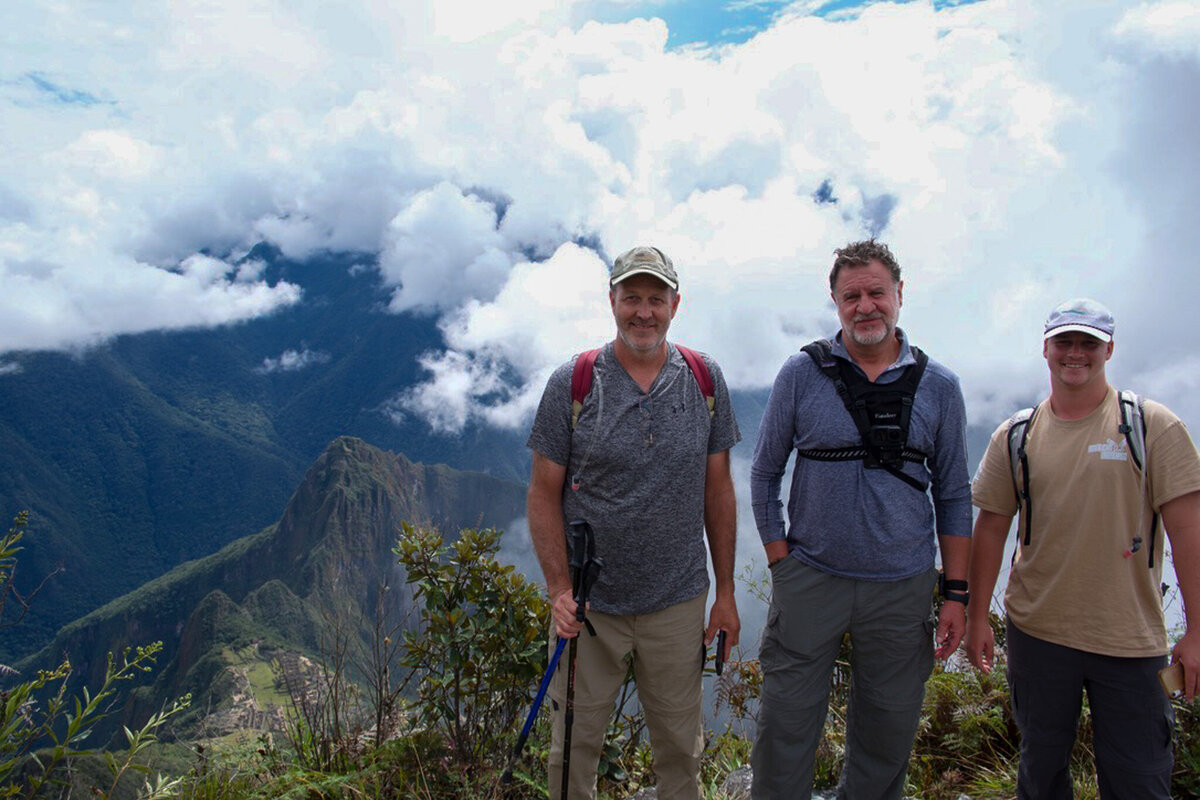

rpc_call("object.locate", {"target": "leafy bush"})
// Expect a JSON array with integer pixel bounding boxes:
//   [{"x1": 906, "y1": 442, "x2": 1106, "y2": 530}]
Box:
[
  {"x1": 0, "y1": 513, "x2": 189, "y2": 799},
  {"x1": 394, "y1": 523, "x2": 549, "y2": 767},
  {"x1": 909, "y1": 661, "x2": 1017, "y2": 799},
  {"x1": 1172, "y1": 687, "x2": 1200, "y2": 797}
]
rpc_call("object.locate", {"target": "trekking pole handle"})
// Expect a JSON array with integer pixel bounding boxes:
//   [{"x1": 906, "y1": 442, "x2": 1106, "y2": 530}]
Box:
[
  {"x1": 566, "y1": 518, "x2": 602, "y2": 628},
  {"x1": 567, "y1": 518, "x2": 591, "y2": 571},
  {"x1": 575, "y1": 557, "x2": 603, "y2": 622}
]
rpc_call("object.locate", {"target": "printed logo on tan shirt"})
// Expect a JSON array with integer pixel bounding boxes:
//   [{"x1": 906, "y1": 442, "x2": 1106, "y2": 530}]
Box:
[{"x1": 1087, "y1": 438, "x2": 1129, "y2": 461}]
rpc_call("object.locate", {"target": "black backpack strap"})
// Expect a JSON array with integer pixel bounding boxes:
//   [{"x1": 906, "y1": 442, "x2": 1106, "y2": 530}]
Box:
[
  {"x1": 1006, "y1": 407, "x2": 1036, "y2": 546},
  {"x1": 796, "y1": 446, "x2": 928, "y2": 464},
  {"x1": 1118, "y1": 390, "x2": 1158, "y2": 568},
  {"x1": 801, "y1": 339, "x2": 841, "y2": 389},
  {"x1": 801, "y1": 338, "x2": 885, "y2": 446},
  {"x1": 892, "y1": 346, "x2": 928, "y2": 439},
  {"x1": 875, "y1": 457, "x2": 929, "y2": 492}
]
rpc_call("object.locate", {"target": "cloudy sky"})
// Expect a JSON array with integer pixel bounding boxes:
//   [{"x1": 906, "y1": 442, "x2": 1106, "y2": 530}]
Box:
[{"x1": 3, "y1": 0, "x2": 1200, "y2": 437}]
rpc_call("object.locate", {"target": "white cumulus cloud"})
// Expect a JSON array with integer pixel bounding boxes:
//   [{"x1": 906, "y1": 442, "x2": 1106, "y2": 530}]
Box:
[
  {"x1": 397, "y1": 242, "x2": 612, "y2": 431},
  {"x1": 2, "y1": 0, "x2": 1198, "y2": 440},
  {"x1": 1113, "y1": 2, "x2": 1200, "y2": 62},
  {"x1": 379, "y1": 183, "x2": 517, "y2": 314},
  {"x1": 256, "y1": 347, "x2": 331, "y2": 374}
]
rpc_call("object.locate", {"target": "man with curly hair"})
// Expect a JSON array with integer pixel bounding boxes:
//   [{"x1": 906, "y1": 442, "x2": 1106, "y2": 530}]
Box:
[{"x1": 750, "y1": 240, "x2": 972, "y2": 799}]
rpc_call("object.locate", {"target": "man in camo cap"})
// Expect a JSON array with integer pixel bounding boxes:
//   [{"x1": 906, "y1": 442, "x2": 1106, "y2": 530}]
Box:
[{"x1": 527, "y1": 245, "x2": 742, "y2": 799}]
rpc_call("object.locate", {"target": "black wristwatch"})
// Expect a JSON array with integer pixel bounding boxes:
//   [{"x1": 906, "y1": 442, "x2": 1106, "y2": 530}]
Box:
[{"x1": 938, "y1": 574, "x2": 970, "y2": 606}]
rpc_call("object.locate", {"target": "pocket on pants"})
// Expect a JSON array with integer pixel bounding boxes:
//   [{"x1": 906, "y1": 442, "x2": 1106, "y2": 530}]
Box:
[
  {"x1": 764, "y1": 557, "x2": 796, "y2": 630},
  {"x1": 760, "y1": 559, "x2": 801, "y2": 666},
  {"x1": 1008, "y1": 674, "x2": 1080, "y2": 746},
  {"x1": 918, "y1": 614, "x2": 935, "y2": 683}
]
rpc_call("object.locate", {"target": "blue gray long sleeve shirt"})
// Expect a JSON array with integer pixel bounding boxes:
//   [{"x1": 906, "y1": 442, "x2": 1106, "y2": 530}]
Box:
[{"x1": 749, "y1": 330, "x2": 972, "y2": 580}]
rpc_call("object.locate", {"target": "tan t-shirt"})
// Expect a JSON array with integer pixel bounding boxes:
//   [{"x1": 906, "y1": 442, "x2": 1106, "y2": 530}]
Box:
[{"x1": 973, "y1": 387, "x2": 1200, "y2": 657}]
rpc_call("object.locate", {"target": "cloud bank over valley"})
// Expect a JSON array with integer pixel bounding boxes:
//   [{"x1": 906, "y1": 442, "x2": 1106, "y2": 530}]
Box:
[{"x1": 2, "y1": 0, "x2": 1198, "y2": 432}]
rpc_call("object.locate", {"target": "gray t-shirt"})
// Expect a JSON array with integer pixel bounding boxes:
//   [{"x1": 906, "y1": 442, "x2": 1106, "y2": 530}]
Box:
[{"x1": 527, "y1": 341, "x2": 742, "y2": 615}]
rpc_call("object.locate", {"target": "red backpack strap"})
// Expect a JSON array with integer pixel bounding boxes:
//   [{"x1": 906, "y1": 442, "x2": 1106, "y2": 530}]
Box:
[
  {"x1": 570, "y1": 348, "x2": 601, "y2": 429},
  {"x1": 674, "y1": 344, "x2": 715, "y2": 418}
]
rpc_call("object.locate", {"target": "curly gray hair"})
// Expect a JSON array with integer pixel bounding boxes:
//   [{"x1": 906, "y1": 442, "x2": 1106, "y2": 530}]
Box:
[{"x1": 829, "y1": 240, "x2": 901, "y2": 292}]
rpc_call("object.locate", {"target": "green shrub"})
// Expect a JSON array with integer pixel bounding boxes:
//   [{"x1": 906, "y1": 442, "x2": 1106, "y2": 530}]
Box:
[
  {"x1": 1, "y1": 513, "x2": 188, "y2": 799},
  {"x1": 1172, "y1": 692, "x2": 1200, "y2": 797},
  {"x1": 394, "y1": 524, "x2": 549, "y2": 767}
]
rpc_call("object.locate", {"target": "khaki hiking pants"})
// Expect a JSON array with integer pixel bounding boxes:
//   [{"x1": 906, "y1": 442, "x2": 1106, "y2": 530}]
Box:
[{"x1": 547, "y1": 592, "x2": 706, "y2": 800}]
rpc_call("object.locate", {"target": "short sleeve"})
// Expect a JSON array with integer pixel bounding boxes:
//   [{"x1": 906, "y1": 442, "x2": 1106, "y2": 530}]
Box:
[
  {"x1": 972, "y1": 419, "x2": 1020, "y2": 517},
  {"x1": 526, "y1": 360, "x2": 575, "y2": 467},
  {"x1": 703, "y1": 355, "x2": 742, "y2": 454},
  {"x1": 1144, "y1": 401, "x2": 1200, "y2": 510}
]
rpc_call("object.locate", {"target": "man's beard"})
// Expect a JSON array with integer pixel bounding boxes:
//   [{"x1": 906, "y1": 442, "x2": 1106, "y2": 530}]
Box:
[{"x1": 847, "y1": 315, "x2": 892, "y2": 346}]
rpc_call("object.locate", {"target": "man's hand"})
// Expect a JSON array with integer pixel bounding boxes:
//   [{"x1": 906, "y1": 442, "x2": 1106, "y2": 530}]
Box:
[
  {"x1": 763, "y1": 539, "x2": 789, "y2": 567},
  {"x1": 550, "y1": 588, "x2": 584, "y2": 639},
  {"x1": 934, "y1": 600, "x2": 966, "y2": 660},
  {"x1": 962, "y1": 616, "x2": 996, "y2": 673},
  {"x1": 1163, "y1": 491, "x2": 1200, "y2": 702},
  {"x1": 705, "y1": 594, "x2": 740, "y2": 663},
  {"x1": 1171, "y1": 629, "x2": 1200, "y2": 702}
]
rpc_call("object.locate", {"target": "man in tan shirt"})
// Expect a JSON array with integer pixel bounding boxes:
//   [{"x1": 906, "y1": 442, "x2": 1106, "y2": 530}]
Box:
[{"x1": 965, "y1": 298, "x2": 1200, "y2": 798}]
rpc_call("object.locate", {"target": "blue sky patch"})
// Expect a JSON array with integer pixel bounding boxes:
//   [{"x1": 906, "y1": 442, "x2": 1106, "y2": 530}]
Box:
[
  {"x1": 597, "y1": 0, "x2": 988, "y2": 48},
  {"x1": 24, "y1": 72, "x2": 107, "y2": 106},
  {"x1": 809, "y1": 0, "x2": 987, "y2": 20},
  {"x1": 590, "y1": 0, "x2": 789, "y2": 48}
]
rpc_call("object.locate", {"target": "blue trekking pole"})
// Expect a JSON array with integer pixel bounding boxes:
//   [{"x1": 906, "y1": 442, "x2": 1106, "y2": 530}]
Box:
[
  {"x1": 500, "y1": 638, "x2": 567, "y2": 785},
  {"x1": 499, "y1": 519, "x2": 601, "y2": 790}
]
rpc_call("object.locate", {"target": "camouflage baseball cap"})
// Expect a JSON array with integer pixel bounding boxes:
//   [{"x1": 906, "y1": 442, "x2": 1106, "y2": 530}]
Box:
[{"x1": 610, "y1": 246, "x2": 679, "y2": 291}]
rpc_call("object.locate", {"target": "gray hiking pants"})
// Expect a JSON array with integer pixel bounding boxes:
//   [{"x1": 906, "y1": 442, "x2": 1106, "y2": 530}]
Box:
[{"x1": 751, "y1": 557, "x2": 936, "y2": 799}]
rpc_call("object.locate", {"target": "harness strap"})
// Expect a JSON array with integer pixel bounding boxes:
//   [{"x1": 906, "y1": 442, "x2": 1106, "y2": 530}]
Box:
[
  {"x1": 797, "y1": 446, "x2": 928, "y2": 463},
  {"x1": 797, "y1": 447, "x2": 929, "y2": 491},
  {"x1": 799, "y1": 338, "x2": 931, "y2": 492}
]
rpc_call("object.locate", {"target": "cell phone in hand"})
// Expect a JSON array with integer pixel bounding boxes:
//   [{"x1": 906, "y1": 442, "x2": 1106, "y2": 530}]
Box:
[
  {"x1": 1158, "y1": 662, "x2": 1184, "y2": 698},
  {"x1": 715, "y1": 630, "x2": 727, "y2": 676}
]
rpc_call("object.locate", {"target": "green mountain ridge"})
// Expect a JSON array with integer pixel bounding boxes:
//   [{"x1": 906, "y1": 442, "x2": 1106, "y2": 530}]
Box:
[
  {"x1": 0, "y1": 248, "x2": 528, "y2": 662},
  {"x1": 17, "y1": 436, "x2": 528, "y2": 742}
]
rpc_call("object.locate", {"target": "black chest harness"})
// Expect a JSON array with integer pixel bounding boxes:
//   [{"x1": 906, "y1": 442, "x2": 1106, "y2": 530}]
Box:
[{"x1": 797, "y1": 339, "x2": 931, "y2": 492}]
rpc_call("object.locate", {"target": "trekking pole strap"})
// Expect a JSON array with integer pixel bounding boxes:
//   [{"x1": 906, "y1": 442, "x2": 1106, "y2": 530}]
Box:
[{"x1": 568, "y1": 519, "x2": 604, "y2": 635}]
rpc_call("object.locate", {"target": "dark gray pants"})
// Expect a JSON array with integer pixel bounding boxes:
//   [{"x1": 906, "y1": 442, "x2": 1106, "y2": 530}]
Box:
[
  {"x1": 751, "y1": 558, "x2": 936, "y2": 800},
  {"x1": 1006, "y1": 621, "x2": 1174, "y2": 800}
]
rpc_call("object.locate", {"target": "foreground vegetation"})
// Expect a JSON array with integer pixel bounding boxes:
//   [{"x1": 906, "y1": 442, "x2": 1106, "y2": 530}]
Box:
[{"x1": 3, "y1": 513, "x2": 1199, "y2": 798}]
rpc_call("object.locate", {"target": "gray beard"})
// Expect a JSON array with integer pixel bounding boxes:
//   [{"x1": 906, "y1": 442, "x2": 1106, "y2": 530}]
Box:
[{"x1": 847, "y1": 325, "x2": 891, "y2": 347}]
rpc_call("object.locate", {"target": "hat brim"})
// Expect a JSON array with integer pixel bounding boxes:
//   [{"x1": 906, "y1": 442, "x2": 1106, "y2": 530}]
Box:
[
  {"x1": 610, "y1": 267, "x2": 678, "y2": 291},
  {"x1": 1043, "y1": 324, "x2": 1112, "y2": 343}
]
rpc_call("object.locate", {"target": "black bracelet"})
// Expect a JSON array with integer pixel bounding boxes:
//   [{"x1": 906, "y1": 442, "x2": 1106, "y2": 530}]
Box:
[
  {"x1": 938, "y1": 576, "x2": 969, "y2": 606},
  {"x1": 942, "y1": 590, "x2": 970, "y2": 606}
]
